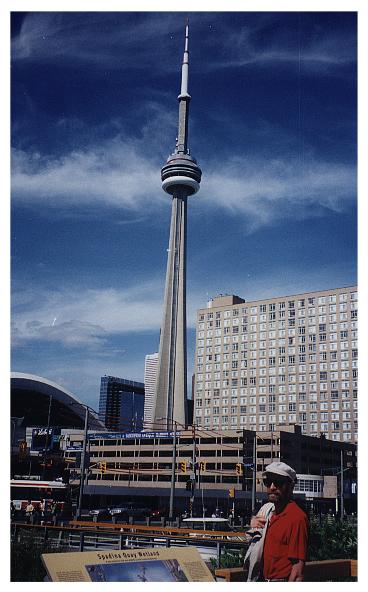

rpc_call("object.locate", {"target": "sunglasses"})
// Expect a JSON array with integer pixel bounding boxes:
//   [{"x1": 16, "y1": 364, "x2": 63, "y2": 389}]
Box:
[{"x1": 263, "y1": 476, "x2": 289, "y2": 488}]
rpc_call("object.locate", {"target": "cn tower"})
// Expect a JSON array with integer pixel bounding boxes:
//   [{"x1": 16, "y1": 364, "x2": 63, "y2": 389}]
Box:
[{"x1": 153, "y1": 22, "x2": 202, "y2": 430}]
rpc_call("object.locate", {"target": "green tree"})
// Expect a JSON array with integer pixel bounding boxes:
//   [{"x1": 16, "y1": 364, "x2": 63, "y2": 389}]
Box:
[{"x1": 308, "y1": 516, "x2": 357, "y2": 561}]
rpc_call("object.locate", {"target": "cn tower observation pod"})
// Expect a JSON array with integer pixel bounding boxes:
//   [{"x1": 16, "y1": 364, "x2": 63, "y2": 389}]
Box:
[{"x1": 161, "y1": 153, "x2": 202, "y2": 196}]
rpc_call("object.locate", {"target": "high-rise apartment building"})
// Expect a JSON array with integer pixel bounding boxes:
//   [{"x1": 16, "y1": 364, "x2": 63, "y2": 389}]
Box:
[
  {"x1": 99, "y1": 375, "x2": 145, "y2": 432},
  {"x1": 144, "y1": 353, "x2": 158, "y2": 429},
  {"x1": 194, "y1": 287, "x2": 358, "y2": 442}
]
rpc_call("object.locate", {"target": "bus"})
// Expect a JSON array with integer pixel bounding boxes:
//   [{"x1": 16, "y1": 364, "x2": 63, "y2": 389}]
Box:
[{"x1": 10, "y1": 478, "x2": 69, "y2": 517}]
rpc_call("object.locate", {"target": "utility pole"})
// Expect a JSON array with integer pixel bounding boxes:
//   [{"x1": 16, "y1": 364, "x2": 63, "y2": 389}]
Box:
[
  {"x1": 76, "y1": 406, "x2": 89, "y2": 520},
  {"x1": 340, "y1": 449, "x2": 344, "y2": 521},
  {"x1": 270, "y1": 430, "x2": 274, "y2": 462},
  {"x1": 42, "y1": 394, "x2": 53, "y2": 479},
  {"x1": 252, "y1": 434, "x2": 257, "y2": 515},
  {"x1": 169, "y1": 421, "x2": 177, "y2": 521},
  {"x1": 190, "y1": 424, "x2": 196, "y2": 517}
]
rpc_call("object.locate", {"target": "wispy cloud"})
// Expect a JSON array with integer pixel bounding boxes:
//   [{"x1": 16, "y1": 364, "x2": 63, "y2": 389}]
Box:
[
  {"x1": 214, "y1": 30, "x2": 356, "y2": 73},
  {"x1": 12, "y1": 281, "x2": 163, "y2": 347},
  {"x1": 11, "y1": 277, "x2": 204, "y2": 349},
  {"x1": 12, "y1": 12, "x2": 355, "y2": 76},
  {"x1": 12, "y1": 136, "x2": 356, "y2": 229},
  {"x1": 11, "y1": 12, "x2": 188, "y2": 70},
  {"x1": 11, "y1": 94, "x2": 180, "y2": 213},
  {"x1": 202, "y1": 156, "x2": 356, "y2": 230},
  {"x1": 12, "y1": 141, "x2": 163, "y2": 212}
]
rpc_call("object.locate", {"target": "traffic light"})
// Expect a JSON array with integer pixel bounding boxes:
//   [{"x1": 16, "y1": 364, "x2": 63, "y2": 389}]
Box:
[
  {"x1": 199, "y1": 461, "x2": 206, "y2": 472},
  {"x1": 236, "y1": 463, "x2": 243, "y2": 476},
  {"x1": 180, "y1": 461, "x2": 187, "y2": 473},
  {"x1": 186, "y1": 479, "x2": 194, "y2": 492},
  {"x1": 62, "y1": 467, "x2": 70, "y2": 484},
  {"x1": 99, "y1": 462, "x2": 107, "y2": 474},
  {"x1": 228, "y1": 488, "x2": 235, "y2": 498},
  {"x1": 19, "y1": 440, "x2": 27, "y2": 458}
]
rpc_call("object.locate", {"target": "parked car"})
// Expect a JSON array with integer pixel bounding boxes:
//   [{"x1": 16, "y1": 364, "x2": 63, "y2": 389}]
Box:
[
  {"x1": 88, "y1": 507, "x2": 111, "y2": 520},
  {"x1": 149, "y1": 508, "x2": 168, "y2": 519},
  {"x1": 109, "y1": 503, "x2": 151, "y2": 521}
]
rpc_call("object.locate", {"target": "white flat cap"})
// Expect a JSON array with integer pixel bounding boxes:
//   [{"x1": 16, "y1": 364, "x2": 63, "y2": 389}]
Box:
[{"x1": 263, "y1": 461, "x2": 297, "y2": 483}]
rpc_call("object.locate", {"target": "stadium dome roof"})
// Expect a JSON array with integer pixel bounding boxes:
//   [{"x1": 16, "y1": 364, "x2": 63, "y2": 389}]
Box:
[{"x1": 11, "y1": 372, "x2": 105, "y2": 430}]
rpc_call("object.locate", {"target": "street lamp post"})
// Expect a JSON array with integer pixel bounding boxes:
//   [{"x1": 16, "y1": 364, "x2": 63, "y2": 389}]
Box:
[
  {"x1": 252, "y1": 434, "x2": 257, "y2": 515},
  {"x1": 10, "y1": 418, "x2": 17, "y2": 452},
  {"x1": 157, "y1": 417, "x2": 180, "y2": 522},
  {"x1": 42, "y1": 394, "x2": 53, "y2": 479},
  {"x1": 340, "y1": 449, "x2": 344, "y2": 521},
  {"x1": 191, "y1": 424, "x2": 197, "y2": 517},
  {"x1": 239, "y1": 430, "x2": 269, "y2": 515},
  {"x1": 169, "y1": 421, "x2": 177, "y2": 521},
  {"x1": 76, "y1": 406, "x2": 89, "y2": 520}
]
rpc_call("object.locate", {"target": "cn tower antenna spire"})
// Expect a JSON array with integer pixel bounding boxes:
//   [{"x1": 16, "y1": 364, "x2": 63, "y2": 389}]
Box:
[
  {"x1": 153, "y1": 21, "x2": 202, "y2": 431},
  {"x1": 179, "y1": 20, "x2": 190, "y2": 98},
  {"x1": 176, "y1": 20, "x2": 191, "y2": 154}
]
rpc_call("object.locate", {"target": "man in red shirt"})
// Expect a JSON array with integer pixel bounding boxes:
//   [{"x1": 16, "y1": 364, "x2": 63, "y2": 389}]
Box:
[{"x1": 250, "y1": 461, "x2": 309, "y2": 582}]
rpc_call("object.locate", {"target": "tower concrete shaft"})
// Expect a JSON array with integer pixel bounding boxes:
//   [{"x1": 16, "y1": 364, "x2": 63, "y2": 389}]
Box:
[{"x1": 153, "y1": 23, "x2": 201, "y2": 431}]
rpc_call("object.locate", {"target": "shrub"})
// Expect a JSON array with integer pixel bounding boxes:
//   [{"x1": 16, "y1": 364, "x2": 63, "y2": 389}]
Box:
[
  {"x1": 308, "y1": 516, "x2": 357, "y2": 561},
  {"x1": 11, "y1": 530, "x2": 68, "y2": 582},
  {"x1": 209, "y1": 549, "x2": 245, "y2": 571},
  {"x1": 209, "y1": 517, "x2": 357, "y2": 574}
]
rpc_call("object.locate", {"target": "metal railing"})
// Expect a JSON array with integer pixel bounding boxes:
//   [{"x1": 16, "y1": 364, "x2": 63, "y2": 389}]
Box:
[{"x1": 11, "y1": 522, "x2": 247, "y2": 567}]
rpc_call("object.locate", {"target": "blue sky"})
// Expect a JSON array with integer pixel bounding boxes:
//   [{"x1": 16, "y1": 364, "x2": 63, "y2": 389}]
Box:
[{"x1": 10, "y1": 9, "x2": 357, "y2": 412}]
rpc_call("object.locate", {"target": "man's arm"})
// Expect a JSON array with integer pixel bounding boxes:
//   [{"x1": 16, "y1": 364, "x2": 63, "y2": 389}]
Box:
[{"x1": 288, "y1": 559, "x2": 305, "y2": 582}]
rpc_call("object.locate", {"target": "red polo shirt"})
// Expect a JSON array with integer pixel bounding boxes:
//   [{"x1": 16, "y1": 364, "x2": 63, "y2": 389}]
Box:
[{"x1": 263, "y1": 501, "x2": 308, "y2": 580}]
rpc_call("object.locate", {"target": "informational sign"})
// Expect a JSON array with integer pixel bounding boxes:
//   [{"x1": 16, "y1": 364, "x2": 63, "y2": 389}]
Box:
[
  {"x1": 31, "y1": 428, "x2": 54, "y2": 451},
  {"x1": 42, "y1": 548, "x2": 215, "y2": 582},
  {"x1": 88, "y1": 431, "x2": 175, "y2": 441},
  {"x1": 31, "y1": 427, "x2": 61, "y2": 452},
  {"x1": 65, "y1": 441, "x2": 84, "y2": 451}
]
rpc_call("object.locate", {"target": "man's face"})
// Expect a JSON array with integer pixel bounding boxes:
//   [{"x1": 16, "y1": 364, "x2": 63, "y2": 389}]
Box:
[{"x1": 263, "y1": 473, "x2": 293, "y2": 505}]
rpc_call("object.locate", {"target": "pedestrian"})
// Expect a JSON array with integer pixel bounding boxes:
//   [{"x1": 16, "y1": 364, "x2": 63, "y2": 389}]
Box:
[
  {"x1": 244, "y1": 461, "x2": 308, "y2": 582},
  {"x1": 39, "y1": 499, "x2": 46, "y2": 525},
  {"x1": 51, "y1": 501, "x2": 59, "y2": 525},
  {"x1": 25, "y1": 500, "x2": 35, "y2": 523},
  {"x1": 10, "y1": 501, "x2": 16, "y2": 520},
  {"x1": 326, "y1": 509, "x2": 335, "y2": 524},
  {"x1": 33, "y1": 503, "x2": 41, "y2": 524}
]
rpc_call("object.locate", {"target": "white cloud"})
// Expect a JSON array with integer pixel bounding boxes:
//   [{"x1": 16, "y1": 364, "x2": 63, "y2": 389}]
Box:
[
  {"x1": 212, "y1": 16, "x2": 356, "y2": 74},
  {"x1": 11, "y1": 12, "x2": 188, "y2": 70},
  {"x1": 12, "y1": 282, "x2": 163, "y2": 346},
  {"x1": 12, "y1": 277, "x2": 203, "y2": 348},
  {"x1": 12, "y1": 136, "x2": 356, "y2": 228},
  {"x1": 12, "y1": 13, "x2": 355, "y2": 75},
  {"x1": 11, "y1": 96, "x2": 179, "y2": 213},
  {"x1": 11, "y1": 141, "x2": 164, "y2": 211},
  {"x1": 201, "y1": 157, "x2": 356, "y2": 229},
  {"x1": 215, "y1": 40, "x2": 356, "y2": 73}
]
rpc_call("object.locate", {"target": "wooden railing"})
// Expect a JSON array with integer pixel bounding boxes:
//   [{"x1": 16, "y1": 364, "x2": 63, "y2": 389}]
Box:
[
  {"x1": 68, "y1": 519, "x2": 250, "y2": 541},
  {"x1": 11, "y1": 521, "x2": 247, "y2": 562}
]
